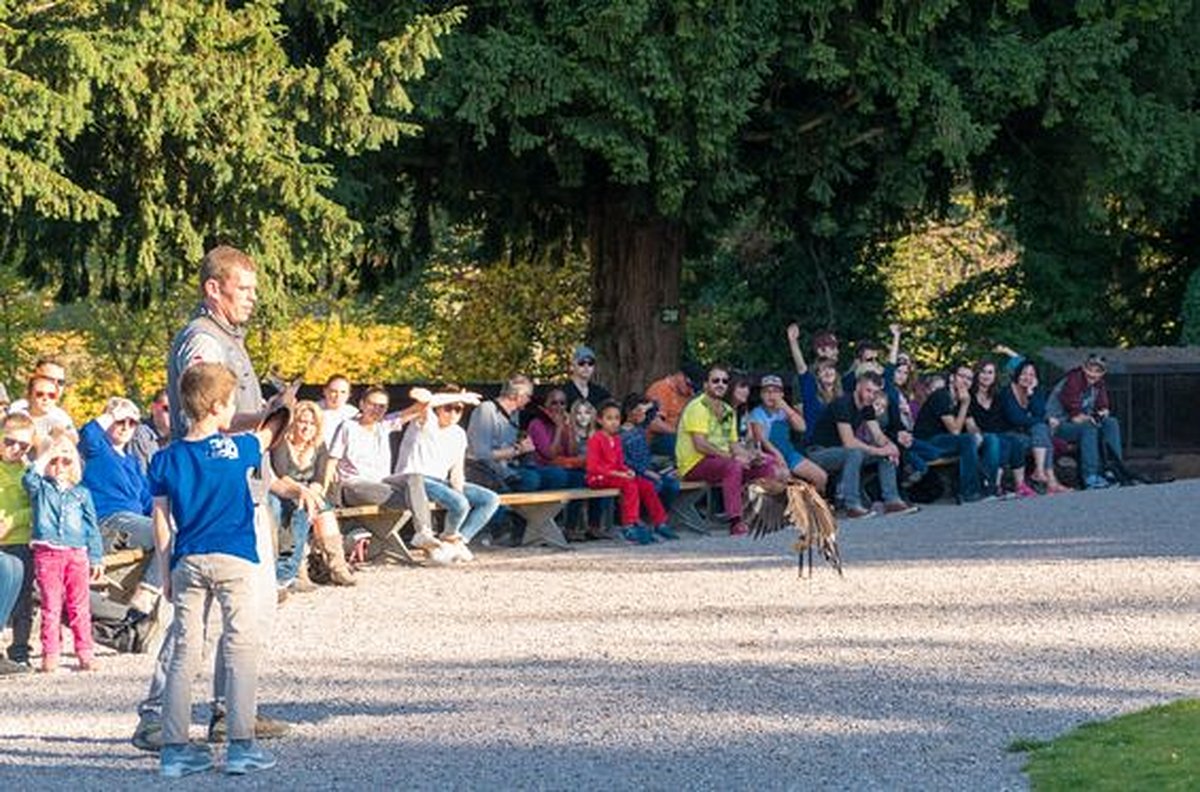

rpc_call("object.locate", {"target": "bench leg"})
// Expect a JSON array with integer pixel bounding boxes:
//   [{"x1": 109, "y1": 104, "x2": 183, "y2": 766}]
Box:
[
  {"x1": 371, "y1": 510, "x2": 418, "y2": 564},
  {"x1": 670, "y1": 489, "x2": 710, "y2": 535},
  {"x1": 516, "y1": 503, "x2": 573, "y2": 551}
]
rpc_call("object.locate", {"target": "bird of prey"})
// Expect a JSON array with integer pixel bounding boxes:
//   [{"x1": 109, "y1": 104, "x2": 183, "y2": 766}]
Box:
[{"x1": 744, "y1": 478, "x2": 842, "y2": 577}]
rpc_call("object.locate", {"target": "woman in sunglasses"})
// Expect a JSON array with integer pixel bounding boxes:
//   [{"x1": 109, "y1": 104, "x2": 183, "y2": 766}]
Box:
[{"x1": 15, "y1": 375, "x2": 77, "y2": 443}]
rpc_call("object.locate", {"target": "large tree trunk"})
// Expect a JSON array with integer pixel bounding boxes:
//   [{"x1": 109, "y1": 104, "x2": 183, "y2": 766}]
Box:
[{"x1": 587, "y1": 192, "x2": 684, "y2": 396}]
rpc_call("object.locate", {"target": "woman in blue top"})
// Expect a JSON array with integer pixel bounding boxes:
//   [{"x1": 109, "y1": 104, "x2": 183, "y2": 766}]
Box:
[
  {"x1": 998, "y1": 358, "x2": 1070, "y2": 494},
  {"x1": 747, "y1": 375, "x2": 828, "y2": 492}
]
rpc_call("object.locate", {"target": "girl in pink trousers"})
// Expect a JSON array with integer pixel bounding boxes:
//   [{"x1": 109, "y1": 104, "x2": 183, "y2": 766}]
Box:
[{"x1": 22, "y1": 433, "x2": 103, "y2": 672}]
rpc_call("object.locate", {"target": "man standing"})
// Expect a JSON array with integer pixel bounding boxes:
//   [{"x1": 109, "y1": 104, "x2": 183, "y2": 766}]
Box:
[
  {"x1": 132, "y1": 245, "x2": 291, "y2": 751},
  {"x1": 807, "y1": 371, "x2": 916, "y2": 519}
]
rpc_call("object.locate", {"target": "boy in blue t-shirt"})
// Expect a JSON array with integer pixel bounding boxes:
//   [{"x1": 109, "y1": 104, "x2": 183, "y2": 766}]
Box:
[{"x1": 149, "y1": 362, "x2": 281, "y2": 778}]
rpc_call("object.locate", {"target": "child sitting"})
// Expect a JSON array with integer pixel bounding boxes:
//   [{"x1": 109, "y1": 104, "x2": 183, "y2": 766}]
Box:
[
  {"x1": 619, "y1": 393, "x2": 680, "y2": 539},
  {"x1": 586, "y1": 400, "x2": 669, "y2": 545},
  {"x1": 149, "y1": 363, "x2": 282, "y2": 778},
  {"x1": 22, "y1": 431, "x2": 103, "y2": 672}
]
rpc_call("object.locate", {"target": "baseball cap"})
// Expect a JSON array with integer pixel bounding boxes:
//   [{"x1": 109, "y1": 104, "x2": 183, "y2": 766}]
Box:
[
  {"x1": 573, "y1": 345, "x2": 596, "y2": 363},
  {"x1": 760, "y1": 374, "x2": 784, "y2": 390}
]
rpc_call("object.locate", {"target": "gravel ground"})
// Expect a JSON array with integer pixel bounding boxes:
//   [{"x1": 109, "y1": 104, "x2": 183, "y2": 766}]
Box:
[{"x1": 2, "y1": 480, "x2": 1198, "y2": 790}]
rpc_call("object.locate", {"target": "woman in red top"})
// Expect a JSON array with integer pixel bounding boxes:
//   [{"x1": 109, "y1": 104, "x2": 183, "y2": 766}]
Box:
[{"x1": 586, "y1": 401, "x2": 667, "y2": 545}]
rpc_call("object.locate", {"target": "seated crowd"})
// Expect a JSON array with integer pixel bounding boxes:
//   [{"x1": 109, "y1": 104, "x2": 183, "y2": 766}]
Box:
[{"x1": 0, "y1": 331, "x2": 1134, "y2": 678}]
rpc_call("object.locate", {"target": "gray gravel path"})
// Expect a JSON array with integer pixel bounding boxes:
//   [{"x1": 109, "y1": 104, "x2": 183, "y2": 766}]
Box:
[{"x1": 2, "y1": 480, "x2": 1198, "y2": 790}]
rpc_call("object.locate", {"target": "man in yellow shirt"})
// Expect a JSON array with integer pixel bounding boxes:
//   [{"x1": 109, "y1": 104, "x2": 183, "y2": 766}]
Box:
[{"x1": 676, "y1": 365, "x2": 777, "y2": 536}]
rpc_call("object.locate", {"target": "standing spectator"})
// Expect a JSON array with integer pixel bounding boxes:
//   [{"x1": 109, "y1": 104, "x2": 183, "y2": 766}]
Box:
[
  {"x1": 150, "y1": 362, "x2": 281, "y2": 777},
  {"x1": 1049, "y1": 353, "x2": 1126, "y2": 489},
  {"x1": 132, "y1": 245, "x2": 292, "y2": 753},
  {"x1": 562, "y1": 346, "x2": 611, "y2": 409},
  {"x1": 269, "y1": 401, "x2": 354, "y2": 589},
  {"x1": 644, "y1": 370, "x2": 694, "y2": 456},
  {"x1": 129, "y1": 389, "x2": 171, "y2": 473},
  {"x1": 394, "y1": 387, "x2": 500, "y2": 564},
  {"x1": 79, "y1": 398, "x2": 161, "y2": 621},
  {"x1": 970, "y1": 360, "x2": 1032, "y2": 498},
  {"x1": 786, "y1": 324, "x2": 842, "y2": 445},
  {"x1": 806, "y1": 372, "x2": 916, "y2": 519},
  {"x1": 912, "y1": 364, "x2": 985, "y2": 503},
  {"x1": 0, "y1": 413, "x2": 35, "y2": 672},
  {"x1": 676, "y1": 364, "x2": 776, "y2": 536},
  {"x1": 748, "y1": 375, "x2": 828, "y2": 492},
  {"x1": 586, "y1": 401, "x2": 669, "y2": 545},
  {"x1": 1000, "y1": 359, "x2": 1070, "y2": 494},
  {"x1": 318, "y1": 375, "x2": 358, "y2": 447},
  {"x1": 24, "y1": 432, "x2": 103, "y2": 672}
]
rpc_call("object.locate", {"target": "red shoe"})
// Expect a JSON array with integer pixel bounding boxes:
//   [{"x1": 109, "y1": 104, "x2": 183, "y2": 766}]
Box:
[
  {"x1": 729, "y1": 521, "x2": 749, "y2": 536},
  {"x1": 1015, "y1": 481, "x2": 1039, "y2": 499}
]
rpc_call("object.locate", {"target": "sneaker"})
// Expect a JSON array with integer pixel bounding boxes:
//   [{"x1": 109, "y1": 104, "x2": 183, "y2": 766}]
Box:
[
  {"x1": 410, "y1": 530, "x2": 443, "y2": 550},
  {"x1": 0, "y1": 657, "x2": 32, "y2": 678},
  {"x1": 439, "y1": 535, "x2": 475, "y2": 563},
  {"x1": 653, "y1": 523, "x2": 680, "y2": 541},
  {"x1": 1085, "y1": 474, "x2": 1111, "y2": 490},
  {"x1": 1014, "y1": 481, "x2": 1038, "y2": 499},
  {"x1": 729, "y1": 521, "x2": 749, "y2": 537},
  {"x1": 883, "y1": 501, "x2": 919, "y2": 516},
  {"x1": 225, "y1": 740, "x2": 277, "y2": 776},
  {"x1": 844, "y1": 506, "x2": 876, "y2": 520},
  {"x1": 160, "y1": 743, "x2": 214, "y2": 778},
  {"x1": 208, "y1": 711, "x2": 291, "y2": 743},
  {"x1": 425, "y1": 543, "x2": 458, "y2": 567},
  {"x1": 132, "y1": 713, "x2": 164, "y2": 752}
]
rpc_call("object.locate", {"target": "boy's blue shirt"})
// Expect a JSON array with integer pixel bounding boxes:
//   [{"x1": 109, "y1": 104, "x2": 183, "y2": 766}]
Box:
[{"x1": 148, "y1": 433, "x2": 261, "y2": 570}]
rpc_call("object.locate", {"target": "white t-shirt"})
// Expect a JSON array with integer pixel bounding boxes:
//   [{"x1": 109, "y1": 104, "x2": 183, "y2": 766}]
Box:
[
  {"x1": 328, "y1": 417, "x2": 404, "y2": 483},
  {"x1": 9, "y1": 401, "x2": 76, "y2": 438},
  {"x1": 394, "y1": 410, "x2": 467, "y2": 481},
  {"x1": 321, "y1": 404, "x2": 359, "y2": 447}
]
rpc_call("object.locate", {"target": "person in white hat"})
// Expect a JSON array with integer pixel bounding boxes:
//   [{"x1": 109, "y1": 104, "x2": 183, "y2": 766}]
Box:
[{"x1": 394, "y1": 387, "x2": 499, "y2": 564}]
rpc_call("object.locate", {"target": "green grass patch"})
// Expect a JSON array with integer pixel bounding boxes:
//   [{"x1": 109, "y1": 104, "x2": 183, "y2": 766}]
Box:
[{"x1": 1015, "y1": 700, "x2": 1200, "y2": 790}]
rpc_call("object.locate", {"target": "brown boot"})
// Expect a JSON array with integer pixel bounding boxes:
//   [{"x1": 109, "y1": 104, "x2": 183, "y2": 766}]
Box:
[
  {"x1": 291, "y1": 544, "x2": 318, "y2": 593},
  {"x1": 316, "y1": 532, "x2": 356, "y2": 586}
]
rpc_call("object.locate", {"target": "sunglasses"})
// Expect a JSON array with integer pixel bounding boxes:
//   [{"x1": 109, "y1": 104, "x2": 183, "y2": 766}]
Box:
[
  {"x1": 436, "y1": 404, "x2": 464, "y2": 414},
  {"x1": 3, "y1": 437, "x2": 30, "y2": 451},
  {"x1": 113, "y1": 418, "x2": 138, "y2": 428},
  {"x1": 32, "y1": 390, "x2": 58, "y2": 399},
  {"x1": 48, "y1": 456, "x2": 73, "y2": 466},
  {"x1": 576, "y1": 359, "x2": 596, "y2": 367},
  {"x1": 708, "y1": 377, "x2": 729, "y2": 385}
]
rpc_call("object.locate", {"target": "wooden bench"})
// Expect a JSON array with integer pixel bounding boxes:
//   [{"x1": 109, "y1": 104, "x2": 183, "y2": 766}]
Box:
[
  {"x1": 334, "y1": 481, "x2": 715, "y2": 561},
  {"x1": 334, "y1": 487, "x2": 624, "y2": 561}
]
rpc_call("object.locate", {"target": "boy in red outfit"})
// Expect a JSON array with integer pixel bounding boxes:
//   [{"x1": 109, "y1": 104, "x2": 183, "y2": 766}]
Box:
[{"x1": 585, "y1": 401, "x2": 668, "y2": 545}]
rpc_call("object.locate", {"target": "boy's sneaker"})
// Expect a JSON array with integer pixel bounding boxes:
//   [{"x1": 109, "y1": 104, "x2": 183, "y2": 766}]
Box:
[
  {"x1": 653, "y1": 523, "x2": 680, "y2": 541},
  {"x1": 225, "y1": 740, "x2": 277, "y2": 776},
  {"x1": 160, "y1": 743, "x2": 214, "y2": 778},
  {"x1": 208, "y1": 711, "x2": 291, "y2": 743}
]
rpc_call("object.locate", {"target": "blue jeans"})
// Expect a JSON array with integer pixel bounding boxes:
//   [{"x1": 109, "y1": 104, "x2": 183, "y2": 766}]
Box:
[
  {"x1": 1055, "y1": 417, "x2": 1122, "y2": 479},
  {"x1": 920, "y1": 433, "x2": 982, "y2": 498},
  {"x1": 421, "y1": 477, "x2": 500, "y2": 542},
  {"x1": 99, "y1": 511, "x2": 162, "y2": 589},
  {"x1": 806, "y1": 447, "x2": 901, "y2": 510},
  {"x1": 0, "y1": 551, "x2": 23, "y2": 633},
  {"x1": 269, "y1": 494, "x2": 312, "y2": 585},
  {"x1": 977, "y1": 433, "x2": 1003, "y2": 494},
  {"x1": 0, "y1": 544, "x2": 33, "y2": 663}
]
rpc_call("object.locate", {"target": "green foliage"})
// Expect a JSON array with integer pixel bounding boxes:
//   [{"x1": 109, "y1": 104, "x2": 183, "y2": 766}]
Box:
[
  {"x1": 0, "y1": 1, "x2": 461, "y2": 309},
  {"x1": 1182, "y1": 267, "x2": 1200, "y2": 346},
  {"x1": 1020, "y1": 699, "x2": 1200, "y2": 790}
]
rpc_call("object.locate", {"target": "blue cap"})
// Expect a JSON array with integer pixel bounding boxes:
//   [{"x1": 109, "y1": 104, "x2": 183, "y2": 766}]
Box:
[{"x1": 573, "y1": 345, "x2": 596, "y2": 363}]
